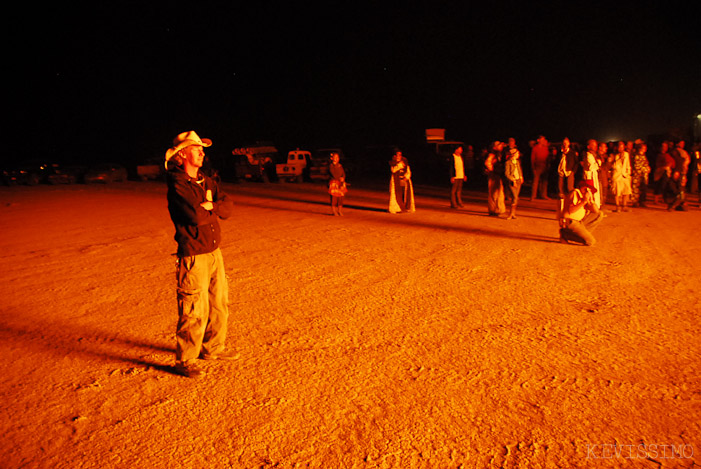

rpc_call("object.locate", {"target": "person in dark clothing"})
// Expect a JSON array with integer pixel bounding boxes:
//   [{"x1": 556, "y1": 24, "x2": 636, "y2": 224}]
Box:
[
  {"x1": 653, "y1": 141, "x2": 675, "y2": 205},
  {"x1": 663, "y1": 170, "x2": 686, "y2": 211},
  {"x1": 165, "y1": 131, "x2": 237, "y2": 378},
  {"x1": 557, "y1": 137, "x2": 578, "y2": 198}
]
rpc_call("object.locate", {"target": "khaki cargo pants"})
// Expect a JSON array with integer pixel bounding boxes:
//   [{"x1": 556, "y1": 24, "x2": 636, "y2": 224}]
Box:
[{"x1": 175, "y1": 248, "x2": 228, "y2": 363}]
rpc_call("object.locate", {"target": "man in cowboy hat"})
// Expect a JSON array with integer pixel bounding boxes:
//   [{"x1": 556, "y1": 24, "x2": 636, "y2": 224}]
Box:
[
  {"x1": 165, "y1": 130, "x2": 236, "y2": 378},
  {"x1": 559, "y1": 179, "x2": 605, "y2": 246}
]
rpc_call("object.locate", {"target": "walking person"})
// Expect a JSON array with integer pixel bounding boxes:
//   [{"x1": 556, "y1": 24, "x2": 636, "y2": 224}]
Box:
[
  {"x1": 165, "y1": 130, "x2": 237, "y2": 378},
  {"x1": 328, "y1": 151, "x2": 347, "y2": 216}
]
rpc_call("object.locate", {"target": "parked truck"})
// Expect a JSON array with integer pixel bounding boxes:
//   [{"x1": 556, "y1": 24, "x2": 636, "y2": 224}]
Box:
[
  {"x1": 230, "y1": 143, "x2": 279, "y2": 182},
  {"x1": 276, "y1": 149, "x2": 330, "y2": 182}
]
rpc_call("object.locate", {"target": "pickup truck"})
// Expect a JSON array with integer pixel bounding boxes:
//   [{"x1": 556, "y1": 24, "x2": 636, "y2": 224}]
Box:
[
  {"x1": 231, "y1": 144, "x2": 279, "y2": 182},
  {"x1": 276, "y1": 149, "x2": 329, "y2": 182}
]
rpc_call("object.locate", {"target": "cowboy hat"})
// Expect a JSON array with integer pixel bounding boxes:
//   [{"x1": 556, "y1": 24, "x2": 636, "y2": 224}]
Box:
[
  {"x1": 165, "y1": 131, "x2": 212, "y2": 165},
  {"x1": 580, "y1": 179, "x2": 598, "y2": 193}
]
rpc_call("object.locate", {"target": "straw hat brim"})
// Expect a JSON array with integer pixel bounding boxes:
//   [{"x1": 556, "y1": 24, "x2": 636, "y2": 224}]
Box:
[{"x1": 165, "y1": 138, "x2": 212, "y2": 162}]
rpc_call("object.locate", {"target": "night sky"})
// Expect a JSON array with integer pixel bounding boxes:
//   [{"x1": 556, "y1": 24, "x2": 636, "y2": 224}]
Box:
[{"x1": 10, "y1": 1, "x2": 701, "y2": 167}]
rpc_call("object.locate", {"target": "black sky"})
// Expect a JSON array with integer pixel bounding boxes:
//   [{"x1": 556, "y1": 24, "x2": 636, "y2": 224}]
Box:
[{"x1": 10, "y1": 1, "x2": 701, "y2": 166}]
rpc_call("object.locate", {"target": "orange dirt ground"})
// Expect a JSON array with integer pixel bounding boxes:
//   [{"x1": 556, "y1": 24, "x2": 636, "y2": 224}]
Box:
[{"x1": 0, "y1": 180, "x2": 699, "y2": 468}]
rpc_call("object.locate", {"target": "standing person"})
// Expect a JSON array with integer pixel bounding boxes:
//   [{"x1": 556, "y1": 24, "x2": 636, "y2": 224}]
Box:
[
  {"x1": 690, "y1": 143, "x2": 700, "y2": 196},
  {"x1": 388, "y1": 148, "x2": 415, "y2": 214},
  {"x1": 559, "y1": 180, "x2": 605, "y2": 246},
  {"x1": 530, "y1": 135, "x2": 550, "y2": 200},
  {"x1": 581, "y1": 139, "x2": 602, "y2": 208},
  {"x1": 449, "y1": 146, "x2": 467, "y2": 208},
  {"x1": 504, "y1": 138, "x2": 524, "y2": 220},
  {"x1": 485, "y1": 141, "x2": 506, "y2": 216},
  {"x1": 630, "y1": 142, "x2": 651, "y2": 207},
  {"x1": 611, "y1": 141, "x2": 632, "y2": 212},
  {"x1": 328, "y1": 151, "x2": 347, "y2": 216},
  {"x1": 672, "y1": 140, "x2": 691, "y2": 190},
  {"x1": 557, "y1": 137, "x2": 578, "y2": 198},
  {"x1": 165, "y1": 130, "x2": 237, "y2": 378},
  {"x1": 653, "y1": 142, "x2": 675, "y2": 205},
  {"x1": 597, "y1": 141, "x2": 612, "y2": 208}
]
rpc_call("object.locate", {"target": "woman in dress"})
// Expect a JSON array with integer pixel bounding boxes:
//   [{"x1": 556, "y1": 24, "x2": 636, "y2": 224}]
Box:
[
  {"x1": 328, "y1": 151, "x2": 347, "y2": 216},
  {"x1": 484, "y1": 141, "x2": 505, "y2": 216},
  {"x1": 504, "y1": 138, "x2": 524, "y2": 219},
  {"x1": 630, "y1": 142, "x2": 651, "y2": 207},
  {"x1": 611, "y1": 141, "x2": 632, "y2": 212},
  {"x1": 388, "y1": 148, "x2": 415, "y2": 213}
]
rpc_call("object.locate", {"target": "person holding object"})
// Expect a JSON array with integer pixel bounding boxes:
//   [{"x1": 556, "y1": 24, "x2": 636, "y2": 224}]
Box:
[
  {"x1": 559, "y1": 179, "x2": 605, "y2": 246},
  {"x1": 165, "y1": 130, "x2": 237, "y2": 378}
]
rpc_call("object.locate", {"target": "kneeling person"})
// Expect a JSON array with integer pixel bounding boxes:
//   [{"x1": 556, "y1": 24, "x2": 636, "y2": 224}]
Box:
[{"x1": 559, "y1": 180, "x2": 605, "y2": 246}]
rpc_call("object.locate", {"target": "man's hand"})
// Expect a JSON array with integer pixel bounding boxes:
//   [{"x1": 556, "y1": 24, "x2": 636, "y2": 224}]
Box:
[{"x1": 200, "y1": 201, "x2": 214, "y2": 211}]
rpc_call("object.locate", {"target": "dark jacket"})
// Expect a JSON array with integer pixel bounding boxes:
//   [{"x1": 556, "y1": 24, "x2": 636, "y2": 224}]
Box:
[
  {"x1": 166, "y1": 165, "x2": 233, "y2": 257},
  {"x1": 561, "y1": 148, "x2": 579, "y2": 173}
]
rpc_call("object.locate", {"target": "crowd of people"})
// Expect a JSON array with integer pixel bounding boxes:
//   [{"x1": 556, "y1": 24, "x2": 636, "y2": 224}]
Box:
[
  {"x1": 370, "y1": 137, "x2": 699, "y2": 246},
  {"x1": 475, "y1": 136, "x2": 699, "y2": 213}
]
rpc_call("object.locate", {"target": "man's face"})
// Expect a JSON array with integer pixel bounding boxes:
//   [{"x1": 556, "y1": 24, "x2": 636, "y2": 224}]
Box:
[
  {"x1": 182, "y1": 145, "x2": 205, "y2": 168},
  {"x1": 588, "y1": 140, "x2": 598, "y2": 152},
  {"x1": 455, "y1": 146, "x2": 463, "y2": 156}
]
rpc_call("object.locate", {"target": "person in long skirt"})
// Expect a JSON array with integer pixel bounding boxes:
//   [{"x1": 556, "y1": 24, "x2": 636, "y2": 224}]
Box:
[
  {"x1": 611, "y1": 141, "x2": 632, "y2": 212},
  {"x1": 485, "y1": 141, "x2": 506, "y2": 216},
  {"x1": 630, "y1": 142, "x2": 651, "y2": 207},
  {"x1": 389, "y1": 148, "x2": 415, "y2": 213}
]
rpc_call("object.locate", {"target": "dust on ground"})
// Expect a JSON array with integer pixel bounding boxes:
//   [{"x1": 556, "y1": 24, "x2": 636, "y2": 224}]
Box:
[{"x1": 1, "y1": 180, "x2": 699, "y2": 468}]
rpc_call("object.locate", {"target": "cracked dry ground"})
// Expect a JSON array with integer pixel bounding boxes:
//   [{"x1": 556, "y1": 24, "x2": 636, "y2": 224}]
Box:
[{"x1": 1, "y1": 181, "x2": 699, "y2": 468}]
